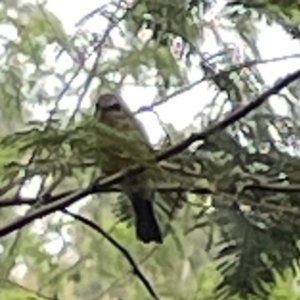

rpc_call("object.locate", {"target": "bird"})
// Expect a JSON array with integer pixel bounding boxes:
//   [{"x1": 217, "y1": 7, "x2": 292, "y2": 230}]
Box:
[{"x1": 94, "y1": 93, "x2": 163, "y2": 244}]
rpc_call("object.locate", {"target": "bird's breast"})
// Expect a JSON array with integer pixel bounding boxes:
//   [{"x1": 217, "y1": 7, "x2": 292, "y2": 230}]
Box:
[{"x1": 99, "y1": 114, "x2": 145, "y2": 174}]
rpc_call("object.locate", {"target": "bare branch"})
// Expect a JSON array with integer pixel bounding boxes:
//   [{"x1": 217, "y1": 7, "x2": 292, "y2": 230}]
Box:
[{"x1": 63, "y1": 209, "x2": 161, "y2": 300}]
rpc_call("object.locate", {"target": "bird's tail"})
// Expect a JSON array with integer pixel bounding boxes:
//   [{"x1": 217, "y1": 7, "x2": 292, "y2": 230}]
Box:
[{"x1": 130, "y1": 192, "x2": 163, "y2": 244}]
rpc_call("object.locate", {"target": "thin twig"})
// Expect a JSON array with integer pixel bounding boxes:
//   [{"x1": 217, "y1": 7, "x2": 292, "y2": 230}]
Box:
[
  {"x1": 134, "y1": 53, "x2": 300, "y2": 114},
  {"x1": 63, "y1": 209, "x2": 161, "y2": 300}
]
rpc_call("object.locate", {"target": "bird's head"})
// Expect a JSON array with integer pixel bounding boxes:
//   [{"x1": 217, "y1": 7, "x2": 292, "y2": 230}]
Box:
[{"x1": 94, "y1": 93, "x2": 123, "y2": 119}]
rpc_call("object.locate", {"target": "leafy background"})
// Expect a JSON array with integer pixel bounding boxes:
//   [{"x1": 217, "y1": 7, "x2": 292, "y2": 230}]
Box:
[{"x1": 1, "y1": 0, "x2": 300, "y2": 300}]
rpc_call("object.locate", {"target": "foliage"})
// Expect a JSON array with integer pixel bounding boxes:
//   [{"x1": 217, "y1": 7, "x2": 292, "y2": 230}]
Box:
[{"x1": 1, "y1": 1, "x2": 300, "y2": 300}]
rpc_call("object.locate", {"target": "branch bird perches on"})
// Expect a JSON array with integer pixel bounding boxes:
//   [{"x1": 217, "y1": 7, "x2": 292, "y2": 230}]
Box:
[{"x1": 0, "y1": 68, "x2": 300, "y2": 238}]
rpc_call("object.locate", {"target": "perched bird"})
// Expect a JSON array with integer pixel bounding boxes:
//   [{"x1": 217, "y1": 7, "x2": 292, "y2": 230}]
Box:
[{"x1": 95, "y1": 93, "x2": 163, "y2": 244}]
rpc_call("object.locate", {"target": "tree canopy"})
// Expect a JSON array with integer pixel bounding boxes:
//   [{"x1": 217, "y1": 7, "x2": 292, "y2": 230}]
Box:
[{"x1": 2, "y1": 0, "x2": 300, "y2": 299}]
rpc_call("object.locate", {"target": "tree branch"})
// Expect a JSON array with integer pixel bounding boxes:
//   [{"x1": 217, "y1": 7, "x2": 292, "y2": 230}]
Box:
[
  {"x1": 63, "y1": 209, "x2": 161, "y2": 300},
  {"x1": 0, "y1": 68, "x2": 300, "y2": 238},
  {"x1": 158, "y1": 68, "x2": 300, "y2": 160},
  {"x1": 134, "y1": 53, "x2": 300, "y2": 114},
  {"x1": 0, "y1": 183, "x2": 212, "y2": 208},
  {"x1": 3, "y1": 178, "x2": 300, "y2": 210}
]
